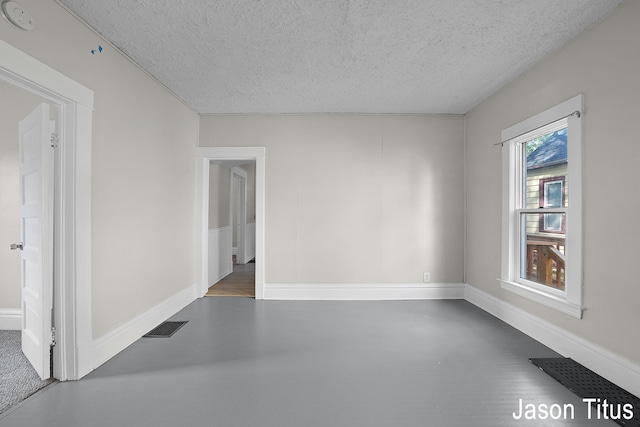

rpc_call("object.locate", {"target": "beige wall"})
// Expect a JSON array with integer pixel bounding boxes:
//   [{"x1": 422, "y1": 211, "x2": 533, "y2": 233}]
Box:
[
  {"x1": 242, "y1": 163, "x2": 257, "y2": 224},
  {"x1": 208, "y1": 163, "x2": 231, "y2": 229},
  {"x1": 200, "y1": 114, "x2": 465, "y2": 284},
  {"x1": 0, "y1": 81, "x2": 48, "y2": 309},
  {"x1": 0, "y1": 1, "x2": 198, "y2": 338},
  {"x1": 465, "y1": 0, "x2": 639, "y2": 364}
]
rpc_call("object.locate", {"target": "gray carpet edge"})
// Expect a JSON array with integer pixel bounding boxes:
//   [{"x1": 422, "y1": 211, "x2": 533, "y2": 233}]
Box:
[{"x1": 0, "y1": 330, "x2": 55, "y2": 415}]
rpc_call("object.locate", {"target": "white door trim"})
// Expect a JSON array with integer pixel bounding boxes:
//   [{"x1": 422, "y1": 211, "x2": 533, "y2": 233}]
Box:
[
  {"x1": 196, "y1": 147, "x2": 265, "y2": 299},
  {"x1": 231, "y1": 167, "x2": 248, "y2": 264},
  {"x1": 0, "y1": 40, "x2": 94, "y2": 380}
]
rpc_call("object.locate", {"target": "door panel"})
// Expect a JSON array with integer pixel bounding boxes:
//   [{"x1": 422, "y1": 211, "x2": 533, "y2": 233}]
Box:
[{"x1": 18, "y1": 102, "x2": 54, "y2": 380}]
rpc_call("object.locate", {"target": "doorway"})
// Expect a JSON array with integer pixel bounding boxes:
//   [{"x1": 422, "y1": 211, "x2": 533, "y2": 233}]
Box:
[
  {"x1": 206, "y1": 163, "x2": 256, "y2": 297},
  {"x1": 0, "y1": 83, "x2": 56, "y2": 413},
  {"x1": 196, "y1": 147, "x2": 265, "y2": 299},
  {"x1": 0, "y1": 40, "x2": 94, "y2": 380}
]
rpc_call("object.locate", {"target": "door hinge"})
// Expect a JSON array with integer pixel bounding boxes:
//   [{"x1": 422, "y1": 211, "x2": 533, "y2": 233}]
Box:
[
  {"x1": 50, "y1": 133, "x2": 59, "y2": 149},
  {"x1": 50, "y1": 326, "x2": 57, "y2": 347}
]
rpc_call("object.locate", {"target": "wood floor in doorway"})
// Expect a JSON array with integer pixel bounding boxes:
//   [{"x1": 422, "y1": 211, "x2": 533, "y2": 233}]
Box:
[{"x1": 206, "y1": 262, "x2": 255, "y2": 298}]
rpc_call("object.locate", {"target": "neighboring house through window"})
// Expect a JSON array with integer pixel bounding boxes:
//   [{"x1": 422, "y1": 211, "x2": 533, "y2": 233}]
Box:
[{"x1": 500, "y1": 95, "x2": 584, "y2": 318}]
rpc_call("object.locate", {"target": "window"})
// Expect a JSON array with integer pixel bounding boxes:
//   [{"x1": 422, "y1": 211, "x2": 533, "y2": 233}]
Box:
[{"x1": 500, "y1": 95, "x2": 584, "y2": 318}]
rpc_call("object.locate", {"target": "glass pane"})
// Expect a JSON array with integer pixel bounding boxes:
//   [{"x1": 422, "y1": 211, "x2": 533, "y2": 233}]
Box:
[
  {"x1": 523, "y1": 128, "x2": 568, "y2": 209},
  {"x1": 543, "y1": 213, "x2": 563, "y2": 232},
  {"x1": 544, "y1": 181, "x2": 563, "y2": 207},
  {"x1": 520, "y1": 213, "x2": 566, "y2": 291}
]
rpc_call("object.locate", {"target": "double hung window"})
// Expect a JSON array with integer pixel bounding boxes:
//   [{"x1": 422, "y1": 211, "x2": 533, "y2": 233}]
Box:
[{"x1": 500, "y1": 95, "x2": 584, "y2": 318}]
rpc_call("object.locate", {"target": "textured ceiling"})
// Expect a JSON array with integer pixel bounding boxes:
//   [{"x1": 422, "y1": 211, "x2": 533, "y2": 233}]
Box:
[{"x1": 57, "y1": 0, "x2": 623, "y2": 114}]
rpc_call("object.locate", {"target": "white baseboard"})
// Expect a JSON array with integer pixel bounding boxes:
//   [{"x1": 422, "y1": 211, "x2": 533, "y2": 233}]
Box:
[
  {"x1": 464, "y1": 284, "x2": 640, "y2": 398},
  {"x1": 264, "y1": 283, "x2": 465, "y2": 300},
  {"x1": 92, "y1": 284, "x2": 197, "y2": 370},
  {"x1": 0, "y1": 308, "x2": 21, "y2": 330}
]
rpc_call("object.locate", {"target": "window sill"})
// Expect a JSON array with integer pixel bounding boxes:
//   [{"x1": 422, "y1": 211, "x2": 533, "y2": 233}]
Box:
[{"x1": 498, "y1": 279, "x2": 584, "y2": 319}]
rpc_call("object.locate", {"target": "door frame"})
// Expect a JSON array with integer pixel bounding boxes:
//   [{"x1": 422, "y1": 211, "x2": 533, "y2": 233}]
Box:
[
  {"x1": 231, "y1": 167, "x2": 248, "y2": 264},
  {"x1": 0, "y1": 40, "x2": 94, "y2": 380},
  {"x1": 196, "y1": 147, "x2": 265, "y2": 299}
]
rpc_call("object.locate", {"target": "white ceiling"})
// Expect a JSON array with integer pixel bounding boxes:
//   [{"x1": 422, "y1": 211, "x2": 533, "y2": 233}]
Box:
[{"x1": 57, "y1": 0, "x2": 623, "y2": 114}]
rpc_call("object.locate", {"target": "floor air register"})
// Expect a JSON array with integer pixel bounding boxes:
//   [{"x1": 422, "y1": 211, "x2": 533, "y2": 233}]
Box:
[
  {"x1": 530, "y1": 358, "x2": 639, "y2": 427},
  {"x1": 143, "y1": 321, "x2": 188, "y2": 338}
]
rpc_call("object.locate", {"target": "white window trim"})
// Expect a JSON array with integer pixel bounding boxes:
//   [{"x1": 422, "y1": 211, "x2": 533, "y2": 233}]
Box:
[{"x1": 499, "y1": 95, "x2": 584, "y2": 319}]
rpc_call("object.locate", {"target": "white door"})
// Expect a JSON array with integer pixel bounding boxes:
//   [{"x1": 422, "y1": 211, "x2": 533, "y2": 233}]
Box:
[{"x1": 18, "y1": 103, "x2": 54, "y2": 380}]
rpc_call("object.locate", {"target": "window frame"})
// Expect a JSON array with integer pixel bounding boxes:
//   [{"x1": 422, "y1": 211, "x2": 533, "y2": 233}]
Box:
[{"x1": 500, "y1": 95, "x2": 584, "y2": 318}]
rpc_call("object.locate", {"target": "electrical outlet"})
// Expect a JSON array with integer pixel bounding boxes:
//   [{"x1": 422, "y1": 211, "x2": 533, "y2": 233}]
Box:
[{"x1": 423, "y1": 272, "x2": 431, "y2": 283}]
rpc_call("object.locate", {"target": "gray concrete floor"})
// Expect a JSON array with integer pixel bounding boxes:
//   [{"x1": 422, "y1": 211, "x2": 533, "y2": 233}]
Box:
[{"x1": 0, "y1": 298, "x2": 618, "y2": 426}]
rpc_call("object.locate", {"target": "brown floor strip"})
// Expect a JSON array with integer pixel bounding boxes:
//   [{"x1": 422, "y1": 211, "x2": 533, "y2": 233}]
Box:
[{"x1": 206, "y1": 262, "x2": 255, "y2": 297}]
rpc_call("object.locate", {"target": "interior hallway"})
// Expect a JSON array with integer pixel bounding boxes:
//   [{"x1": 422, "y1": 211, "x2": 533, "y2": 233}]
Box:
[{"x1": 0, "y1": 298, "x2": 618, "y2": 427}]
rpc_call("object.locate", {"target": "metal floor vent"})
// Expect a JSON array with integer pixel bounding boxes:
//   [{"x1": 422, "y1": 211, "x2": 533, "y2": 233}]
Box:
[
  {"x1": 530, "y1": 358, "x2": 640, "y2": 427},
  {"x1": 143, "y1": 321, "x2": 188, "y2": 338}
]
